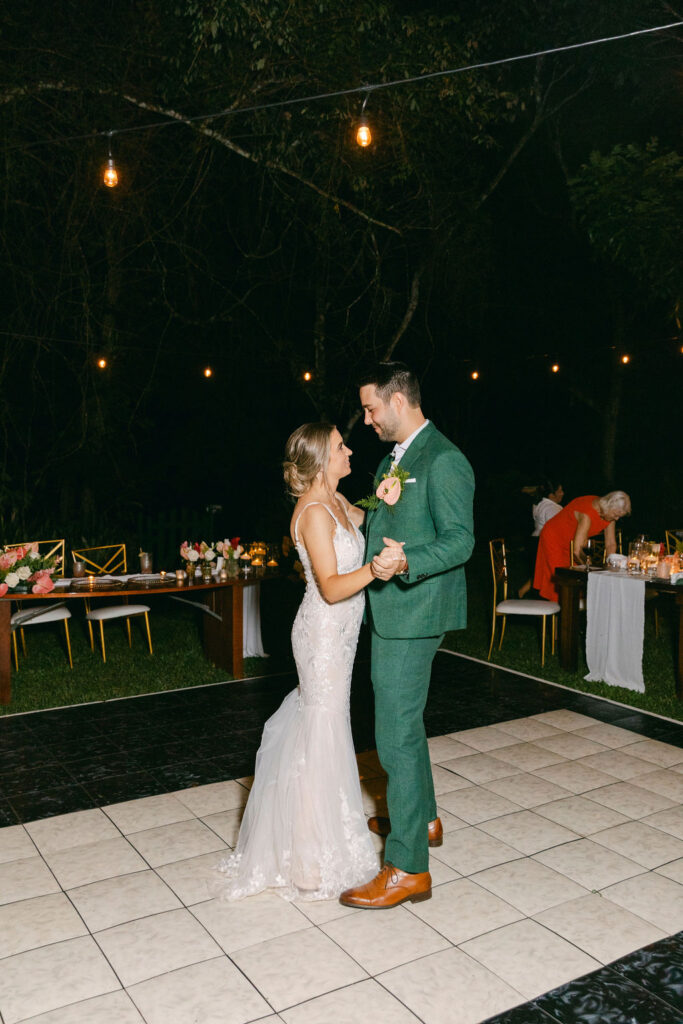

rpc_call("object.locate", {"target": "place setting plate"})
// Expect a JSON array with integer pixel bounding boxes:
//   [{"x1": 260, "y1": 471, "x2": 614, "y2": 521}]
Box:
[
  {"x1": 68, "y1": 577, "x2": 126, "y2": 590},
  {"x1": 126, "y1": 575, "x2": 176, "y2": 588}
]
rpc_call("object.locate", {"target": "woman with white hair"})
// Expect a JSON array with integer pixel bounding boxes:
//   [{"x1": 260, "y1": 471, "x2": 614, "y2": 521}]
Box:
[{"x1": 534, "y1": 491, "x2": 631, "y2": 602}]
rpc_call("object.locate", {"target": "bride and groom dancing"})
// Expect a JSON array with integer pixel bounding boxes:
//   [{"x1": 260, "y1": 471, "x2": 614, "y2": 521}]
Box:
[{"x1": 217, "y1": 361, "x2": 475, "y2": 909}]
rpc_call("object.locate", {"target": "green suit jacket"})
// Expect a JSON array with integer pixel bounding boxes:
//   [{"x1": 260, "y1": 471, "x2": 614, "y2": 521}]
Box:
[{"x1": 364, "y1": 422, "x2": 475, "y2": 639}]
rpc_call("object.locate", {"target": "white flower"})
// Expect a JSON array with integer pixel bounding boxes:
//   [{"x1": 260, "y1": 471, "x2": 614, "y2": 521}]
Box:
[
  {"x1": 5, "y1": 572, "x2": 19, "y2": 588},
  {"x1": 204, "y1": 548, "x2": 216, "y2": 562},
  {"x1": 187, "y1": 549, "x2": 199, "y2": 562},
  {"x1": 16, "y1": 565, "x2": 32, "y2": 580}
]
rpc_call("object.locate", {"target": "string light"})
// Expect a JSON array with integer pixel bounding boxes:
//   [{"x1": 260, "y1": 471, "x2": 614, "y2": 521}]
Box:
[
  {"x1": 551, "y1": 363, "x2": 560, "y2": 373},
  {"x1": 203, "y1": 367, "x2": 213, "y2": 378},
  {"x1": 303, "y1": 371, "x2": 312, "y2": 381},
  {"x1": 470, "y1": 371, "x2": 479, "y2": 381},
  {"x1": 621, "y1": 354, "x2": 631, "y2": 364},
  {"x1": 96, "y1": 357, "x2": 107, "y2": 369},
  {"x1": 103, "y1": 132, "x2": 119, "y2": 188},
  {"x1": 356, "y1": 93, "x2": 372, "y2": 148}
]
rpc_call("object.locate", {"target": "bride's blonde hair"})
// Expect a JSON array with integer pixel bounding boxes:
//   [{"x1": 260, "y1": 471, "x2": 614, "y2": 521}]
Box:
[{"x1": 283, "y1": 422, "x2": 334, "y2": 498}]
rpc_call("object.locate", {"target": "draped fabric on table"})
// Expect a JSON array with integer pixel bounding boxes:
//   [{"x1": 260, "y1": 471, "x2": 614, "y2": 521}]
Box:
[
  {"x1": 243, "y1": 584, "x2": 267, "y2": 658},
  {"x1": 585, "y1": 572, "x2": 645, "y2": 692}
]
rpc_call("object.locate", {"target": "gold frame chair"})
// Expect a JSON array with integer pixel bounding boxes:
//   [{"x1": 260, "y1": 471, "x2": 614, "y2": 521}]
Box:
[
  {"x1": 7, "y1": 539, "x2": 72, "y2": 671},
  {"x1": 71, "y1": 544, "x2": 153, "y2": 662},
  {"x1": 488, "y1": 538, "x2": 559, "y2": 668},
  {"x1": 665, "y1": 530, "x2": 683, "y2": 555}
]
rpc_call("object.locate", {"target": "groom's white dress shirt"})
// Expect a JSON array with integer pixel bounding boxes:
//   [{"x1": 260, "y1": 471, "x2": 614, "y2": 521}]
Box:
[{"x1": 391, "y1": 420, "x2": 430, "y2": 465}]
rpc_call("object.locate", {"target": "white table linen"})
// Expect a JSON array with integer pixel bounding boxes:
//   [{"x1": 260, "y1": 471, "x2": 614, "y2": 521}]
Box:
[
  {"x1": 243, "y1": 583, "x2": 267, "y2": 658},
  {"x1": 585, "y1": 571, "x2": 645, "y2": 692}
]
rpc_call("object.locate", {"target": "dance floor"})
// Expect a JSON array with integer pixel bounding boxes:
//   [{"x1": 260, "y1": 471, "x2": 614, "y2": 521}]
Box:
[{"x1": 1, "y1": 651, "x2": 682, "y2": 1023}]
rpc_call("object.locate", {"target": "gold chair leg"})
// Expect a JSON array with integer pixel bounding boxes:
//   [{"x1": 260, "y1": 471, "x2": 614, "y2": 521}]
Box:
[
  {"x1": 64, "y1": 619, "x2": 73, "y2": 669},
  {"x1": 487, "y1": 614, "x2": 497, "y2": 661},
  {"x1": 20, "y1": 628, "x2": 27, "y2": 657},
  {"x1": 87, "y1": 620, "x2": 94, "y2": 651},
  {"x1": 12, "y1": 632, "x2": 19, "y2": 671},
  {"x1": 498, "y1": 615, "x2": 507, "y2": 650},
  {"x1": 99, "y1": 620, "x2": 107, "y2": 663},
  {"x1": 126, "y1": 618, "x2": 132, "y2": 648},
  {"x1": 541, "y1": 616, "x2": 547, "y2": 667},
  {"x1": 551, "y1": 615, "x2": 556, "y2": 655},
  {"x1": 143, "y1": 612, "x2": 153, "y2": 655},
  {"x1": 654, "y1": 608, "x2": 660, "y2": 638}
]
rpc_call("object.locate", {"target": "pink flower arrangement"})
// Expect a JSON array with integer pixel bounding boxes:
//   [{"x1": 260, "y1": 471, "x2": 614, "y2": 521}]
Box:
[
  {"x1": 0, "y1": 543, "x2": 59, "y2": 595},
  {"x1": 216, "y1": 537, "x2": 244, "y2": 561}
]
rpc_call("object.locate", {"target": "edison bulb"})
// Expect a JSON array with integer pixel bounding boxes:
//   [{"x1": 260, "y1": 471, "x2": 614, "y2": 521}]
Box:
[
  {"x1": 356, "y1": 122, "x2": 372, "y2": 147},
  {"x1": 103, "y1": 158, "x2": 118, "y2": 188}
]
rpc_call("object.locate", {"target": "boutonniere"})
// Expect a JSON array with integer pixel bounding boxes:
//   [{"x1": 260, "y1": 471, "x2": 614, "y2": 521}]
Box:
[{"x1": 356, "y1": 463, "x2": 413, "y2": 511}]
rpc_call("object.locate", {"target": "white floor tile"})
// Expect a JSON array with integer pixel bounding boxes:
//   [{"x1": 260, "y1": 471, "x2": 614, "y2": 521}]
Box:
[
  {"x1": 427, "y1": 735, "x2": 478, "y2": 762},
  {"x1": 434, "y1": 827, "x2": 523, "y2": 875},
  {"x1": 431, "y1": 765, "x2": 473, "y2": 795},
  {"x1": 590, "y1": 820, "x2": 683, "y2": 869},
  {"x1": 534, "y1": 838, "x2": 644, "y2": 890},
  {"x1": 172, "y1": 780, "x2": 250, "y2": 817},
  {"x1": 631, "y1": 768, "x2": 683, "y2": 802},
  {"x1": 321, "y1": 904, "x2": 450, "y2": 974},
  {"x1": 67, "y1": 869, "x2": 181, "y2": 932},
  {"x1": 489, "y1": 742, "x2": 566, "y2": 772},
  {"x1": 406, "y1": 877, "x2": 523, "y2": 944},
  {"x1": 587, "y1": 782, "x2": 676, "y2": 818},
  {"x1": 156, "y1": 850, "x2": 227, "y2": 906},
  {"x1": 574, "y1": 723, "x2": 640, "y2": 748},
  {"x1": 530, "y1": 710, "x2": 599, "y2": 731},
  {"x1": 534, "y1": 892, "x2": 666, "y2": 963},
  {"x1": 94, "y1": 908, "x2": 222, "y2": 987},
  {"x1": 477, "y1": 809, "x2": 579, "y2": 855},
  {"x1": 432, "y1": 807, "x2": 468, "y2": 833},
  {"x1": 231, "y1": 927, "x2": 367, "y2": 1011},
  {"x1": 201, "y1": 806, "x2": 244, "y2": 846},
  {"x1": 18, "y1": 990, "x2": 144, "y2": 1023},
  {"x1": 427, "y1": 853, "x2": 462, "y2": 886},
  {"x1": 0, "y1": 935, "x2": 119, "y2": 1024},
  {"x1": 378, "y1": 946, "x2": 523, "y2": 1024},
  {"x1": 656, "y1": 858, "x2": 683, "y2": 883},
  {"x1": 533, "y1": 733, "x2": 609, "y2": 760},
  {"x1": 495, "y1": 717, "x2": 565, "y2": 742},
  {"x1": 43, "y1": 837, "x2": 146, "y2": 890},
  {"x1": 126, "y1": 817, "x2": 227, "y2": 867},
  {"x1": 280, "y1": 978, "x2": 421, "y2": 1024},
  {"x1": 622, "y1": 738, "x2": 683, "y2": 767},
  {"x1": 603, "y1": 871, "x2": 683, "y2": 933},
  {"x1": 448, "y1": 724, "x2": 522, "y2": 750},
  {"x1": 0, "y1": 825, "x2": 37, "y2": 864},
  {"x1": 0, "y1": 856, "x2": 59, "y2": 907},
  {"x1": 128, "y1": 955, "x2": 272, "y2": 1024},
  {"x1": 576, "y1": 749, "x2": 659, "y2": 781},
  {"x1": 484, "y1": 773, "x2": 571, "y2": 809},
  {"x1": 473, "y1": 857, "x2": 588, "y2": 916},
  {"x1": 25, "y1": 809, "x2": 120, "y2": 856},
  {"x1": 440, "y1": 752, "x2": 520, "y2": 785},
  {"x1": 461, "y1": 918, "x2": 600, "y2": 999},
  {"x1": 437, "y1": 786, "x2": 520, "y2": 824},
  {"x1": 103, "y1": 793, "x2": 195, "y2": 834},
  {"x1": 532, "y1": 760, "x2": 617, "y2": 795},
  {"x1": 0, "y1": 893, "x2": 86, "y2": 959},
  {"x1": 191, "y1": 892, "x2": 311, "y2": 953},
  {"x1": 644, "y1": 805, "x2": 683, "y2": 840},
  {"x1": 534, "y1": 794, "x2": 630, "y2": 835},
  {"x1": 291, "y1": 898, "x2": 360, "y2": 926}
]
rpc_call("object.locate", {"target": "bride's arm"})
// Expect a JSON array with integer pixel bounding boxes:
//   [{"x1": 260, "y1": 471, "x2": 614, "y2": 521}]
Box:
[{"x1": 298, "y1": 505, "x2": 375, "y2": 603}]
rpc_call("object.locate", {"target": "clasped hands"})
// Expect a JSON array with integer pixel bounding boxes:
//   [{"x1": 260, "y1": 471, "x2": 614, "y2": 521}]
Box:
[{"x1": 371, "y1": 537, "x2": 407, "y2": 581}]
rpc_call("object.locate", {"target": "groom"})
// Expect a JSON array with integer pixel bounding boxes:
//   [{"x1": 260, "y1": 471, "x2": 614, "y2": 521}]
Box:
[{"x1": 340, "y1": 361, "x2": 475, "y2": 909}]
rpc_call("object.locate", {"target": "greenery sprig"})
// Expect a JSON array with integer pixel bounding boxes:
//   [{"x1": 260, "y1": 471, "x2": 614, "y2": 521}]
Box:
[{"x1": 356, "y1": 463, "x2": 412, "y2": 512}]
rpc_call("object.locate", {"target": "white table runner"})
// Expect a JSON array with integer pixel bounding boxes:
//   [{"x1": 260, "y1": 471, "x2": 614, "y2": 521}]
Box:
[{"x1": 585, "y1": 571, "x2": 645, "y2": 692}]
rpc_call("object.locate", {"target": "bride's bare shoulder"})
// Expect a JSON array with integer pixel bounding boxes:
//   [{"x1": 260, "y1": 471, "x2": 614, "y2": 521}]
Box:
[{"x1": 291, "y1": 497, "x2": 333, "y2": 540}]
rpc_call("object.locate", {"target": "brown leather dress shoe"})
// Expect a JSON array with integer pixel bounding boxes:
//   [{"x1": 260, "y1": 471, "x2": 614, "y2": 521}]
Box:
[
  {"x1": 367, "y1": 816, "x2": 443, "y2": 847},
  {"x1": 339, "y1": 864, "x2": 431, "y2": 909}
]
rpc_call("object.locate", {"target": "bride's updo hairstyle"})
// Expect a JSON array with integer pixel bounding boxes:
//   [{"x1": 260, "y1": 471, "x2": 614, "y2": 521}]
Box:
[{"x1": 283, "y1": 422, "x2": 335, "y2": 498}]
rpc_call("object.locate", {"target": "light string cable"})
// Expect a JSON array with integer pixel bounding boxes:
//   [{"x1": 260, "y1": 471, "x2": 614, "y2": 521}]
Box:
[{"x1": 7, "y1": 19, "x2": 683, "y2": 151}]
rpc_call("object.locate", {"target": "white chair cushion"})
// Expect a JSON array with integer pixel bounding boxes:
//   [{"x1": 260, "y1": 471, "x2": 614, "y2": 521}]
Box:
[
  {"x1": 11, "y1": 607, "x2": 72, "y2": 626},
  {"x1": 86, "y1": 604, "x2": 150, "y2": 621},
  {"x1": 496, "y1": 599, "x2": 560, "y2": 616}
]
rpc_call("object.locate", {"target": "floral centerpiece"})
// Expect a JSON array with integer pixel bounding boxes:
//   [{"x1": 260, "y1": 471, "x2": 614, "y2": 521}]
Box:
[
  {"x1": 216, "y1": 537, "x2": 243, "y2": 576},
  {"x1": 0, "y1": 543, "x2": 60, "y2": 596},
  {"x1": 179, "y1": 540, "x2": 218, "y2": 580}
]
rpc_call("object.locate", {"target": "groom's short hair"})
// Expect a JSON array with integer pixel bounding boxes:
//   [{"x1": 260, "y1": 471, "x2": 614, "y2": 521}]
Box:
[{"x1": 359, "y1": 361, "x2": 421, "y2": 407}]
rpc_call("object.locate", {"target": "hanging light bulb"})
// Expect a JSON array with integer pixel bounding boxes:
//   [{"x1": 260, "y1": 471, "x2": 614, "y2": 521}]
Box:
[
  {"x1": 203, "y1": 367, "x2": 213, "y2": 378},
  {"x1": 621, "y1": 354, "x2": 630, "y2": 365},
  {"x1": 103, "y1": 132, "x2": 119, "y2": 188},
  {"x1": 551, "y1": 363, "x2": 560, "y2": 373},
  {"x1": 303, "y1": 370, "x2": 312, "y2": 382},
  {"x1": 96, "y1": 357, "x2": 107, "y2": 369},
  {"x1": 470, "y1": 371, "x2": 479, "y2": 381},
  {"x1": 355, "y1": 93, "x2": 373, "y2": 148}
]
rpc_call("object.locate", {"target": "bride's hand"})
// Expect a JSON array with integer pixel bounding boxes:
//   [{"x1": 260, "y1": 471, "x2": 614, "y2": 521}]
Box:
[{"x1": 372, "y1": 538, "x2": 406, "y2": 578}]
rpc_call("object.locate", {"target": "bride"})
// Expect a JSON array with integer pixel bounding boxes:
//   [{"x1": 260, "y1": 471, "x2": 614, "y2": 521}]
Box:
[{"x1": 216, "y1": 421, "x2": 392, "y2": 901}]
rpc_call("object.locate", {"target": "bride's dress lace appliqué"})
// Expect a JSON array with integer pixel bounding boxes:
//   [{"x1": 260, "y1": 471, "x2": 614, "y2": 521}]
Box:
[{"x1": 215, "y1": 501, "x2": 378, "y2": 901}]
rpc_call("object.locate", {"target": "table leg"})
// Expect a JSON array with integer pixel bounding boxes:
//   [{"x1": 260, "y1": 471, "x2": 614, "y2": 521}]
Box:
[
  {"x1": 676, "y1": 593, "x2": 683, "y2": 701},
  {"x1": 557, "y1": 578, "x2": 582, "y2": 672},
  {"x1": 0, "y1": 602, "x2": 11, "y2": 705},
  {"x1": 202, "y1": 584, "x2": 244, "y2": 679}
]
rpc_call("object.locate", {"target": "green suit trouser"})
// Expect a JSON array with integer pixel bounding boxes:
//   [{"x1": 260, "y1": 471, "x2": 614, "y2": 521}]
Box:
[{"x1": 371, "y1": 631, "x2": 444, "y2": 874}]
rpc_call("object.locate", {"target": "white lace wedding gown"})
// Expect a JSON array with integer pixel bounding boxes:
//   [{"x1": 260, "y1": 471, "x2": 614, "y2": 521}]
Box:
[{"x1": 215, "y1": 501, "x2": 378, "y2": 901}]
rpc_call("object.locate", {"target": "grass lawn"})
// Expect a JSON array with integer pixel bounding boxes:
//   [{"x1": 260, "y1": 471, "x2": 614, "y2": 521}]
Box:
[{"x1": 3, "y1": 554, "x2": 681, "y2": 722}]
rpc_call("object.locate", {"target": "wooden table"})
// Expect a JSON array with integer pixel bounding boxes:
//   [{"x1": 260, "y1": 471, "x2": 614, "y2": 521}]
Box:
[
  {"x1": 0, "y1": 575, "x2": 275, "y2": 706},
  {"x1": 554, "y1": 567, "x2": 683, "y2": 697}
]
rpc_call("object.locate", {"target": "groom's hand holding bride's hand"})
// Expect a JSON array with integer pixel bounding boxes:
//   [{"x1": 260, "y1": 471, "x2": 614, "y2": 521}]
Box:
[{"x1": 371, "y1": 538, "x2": 407, "y2": 581}]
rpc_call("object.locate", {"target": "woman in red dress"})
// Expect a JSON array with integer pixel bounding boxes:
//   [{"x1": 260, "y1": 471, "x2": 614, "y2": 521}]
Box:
[{"x1": 534, "y1": 491, "x2": 631, "y2": 602}]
